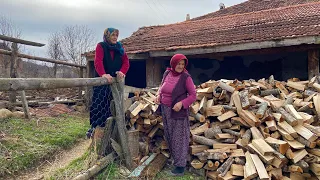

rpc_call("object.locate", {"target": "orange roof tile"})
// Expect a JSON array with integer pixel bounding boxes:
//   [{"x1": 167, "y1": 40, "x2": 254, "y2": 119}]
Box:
[
  {"x1": 193, "y1": 0, "x2": 320, "y2": 20},
  {"x1": 121, "y1": 2, "x2": 320, "y2": 54}
]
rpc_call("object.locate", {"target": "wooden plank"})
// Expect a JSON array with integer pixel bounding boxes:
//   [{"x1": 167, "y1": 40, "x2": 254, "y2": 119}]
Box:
[
  {"x1": 250, "y1": 153, "x2": 269, "y2": 180},
  {"x1": 252, "y1": 139, "x2": 275, "y2": 156}
]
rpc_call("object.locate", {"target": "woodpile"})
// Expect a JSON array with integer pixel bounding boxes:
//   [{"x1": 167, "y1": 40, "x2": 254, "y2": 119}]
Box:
[{"x1": 125, "y1": 75, "x2": 320, "y2": 180}]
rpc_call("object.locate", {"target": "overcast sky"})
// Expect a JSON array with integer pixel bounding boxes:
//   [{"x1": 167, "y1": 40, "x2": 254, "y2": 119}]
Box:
[{"x1": 1, "y1": 0, "x2": 246, "y2": 57}]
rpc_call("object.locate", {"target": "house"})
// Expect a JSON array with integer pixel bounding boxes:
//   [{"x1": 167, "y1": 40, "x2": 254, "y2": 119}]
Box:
[{"x1": 84, "y1": 0, "x2": 320, "y2": 88}]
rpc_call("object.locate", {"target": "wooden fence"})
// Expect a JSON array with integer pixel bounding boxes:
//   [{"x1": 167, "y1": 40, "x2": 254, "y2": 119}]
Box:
[{"x1": 0, "y1": 34, "x2": 133, "y2": 169}]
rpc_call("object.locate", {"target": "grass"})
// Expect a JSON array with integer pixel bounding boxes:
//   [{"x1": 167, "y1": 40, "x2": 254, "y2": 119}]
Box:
[{"x1": 0, "y1": 114, "x2": 89, "y2": 178}]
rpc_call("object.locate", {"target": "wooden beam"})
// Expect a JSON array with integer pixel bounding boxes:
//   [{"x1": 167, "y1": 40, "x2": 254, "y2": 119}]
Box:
[
  {"x1": 0, "y1": 77, "x2": 119, "y2": 91},
  {"x1": 128, "y1": 153, "x2": 157, "y2": 178},
  {"x1": 0, "y1": 34, "x2": 45, "y2": 47},
  {"x1": 0, "y1": 49, "x2": 86, "y2": 68},
  {"x1": 146, "y1": 57, "x2": 155, "y2": 87},
  {"x1": 308, "y1": 49, "x2": 319, "y2": 80}
]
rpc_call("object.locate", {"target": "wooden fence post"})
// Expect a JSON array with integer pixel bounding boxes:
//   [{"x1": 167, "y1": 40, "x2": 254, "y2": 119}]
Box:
[
  {"x1": 110, "y1": 79, "x2": 133, "y2": 170},
  {"x1": 78, "y1": 67, "x2": 84, "y2": 99},
  {"x1": 9, "y1": 43, "x2": 30, "y2": 119}
]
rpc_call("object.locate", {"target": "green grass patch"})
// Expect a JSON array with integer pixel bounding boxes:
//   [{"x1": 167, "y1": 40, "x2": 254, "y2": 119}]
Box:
[
  {"x1": 94, "y1": 162, "x2": 118, "y2": 180},
  {"x1": 0, "y1": 114, "x2": 89, "y2": 177}
]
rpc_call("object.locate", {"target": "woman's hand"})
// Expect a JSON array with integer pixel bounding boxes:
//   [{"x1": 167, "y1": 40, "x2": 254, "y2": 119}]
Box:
[
  {"x1": 155, "y1": 95, "x2": 161, "y2": 104},
  {"x1": 172, "y1": 101, "x2": 183, "y2": 112},
  {"x1": 116, "y1": 71, "x2": 125, "y2": 79},
  {"x1": 102, "y1": 74, "x2": 113, "y2": 83}
]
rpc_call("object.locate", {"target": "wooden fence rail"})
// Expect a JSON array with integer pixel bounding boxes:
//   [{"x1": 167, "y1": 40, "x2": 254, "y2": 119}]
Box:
[{"x1": 0, "y1": 34, "x2": 45, "y2": 47}]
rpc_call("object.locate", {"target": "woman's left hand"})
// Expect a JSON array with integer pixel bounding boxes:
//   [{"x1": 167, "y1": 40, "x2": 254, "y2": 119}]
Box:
[{"x1": 172, "y1": 101, "x2": 183, "y2": 112}]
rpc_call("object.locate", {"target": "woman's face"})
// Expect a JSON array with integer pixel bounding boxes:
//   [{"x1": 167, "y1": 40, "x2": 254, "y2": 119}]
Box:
[
  {"x1": 175, "y1": 60, "x2": 185, "y2": 73},
  {"x1": 110, "y1": 32, "x2": 118, "y2": 44}
]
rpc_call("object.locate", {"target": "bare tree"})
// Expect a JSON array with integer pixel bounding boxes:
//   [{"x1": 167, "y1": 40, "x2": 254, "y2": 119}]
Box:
[
  {"x1": 47, "y1": 31, "x2": 64, "y2": 77},
  {"x1": 0, "y1": 15, "x2": 22, "y2": 76},
  {"x1": 60, "y1": 25, "x2": 95, "y2": 66}
]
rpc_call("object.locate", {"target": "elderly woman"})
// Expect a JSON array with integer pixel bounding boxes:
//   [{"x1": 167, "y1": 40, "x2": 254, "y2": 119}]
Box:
[
  {"x1": 155, "y1": 54, "x2": 196, "y2": 176},
  {"x1": 87, "y1": 28, "x2": 130, "y2": 138}
]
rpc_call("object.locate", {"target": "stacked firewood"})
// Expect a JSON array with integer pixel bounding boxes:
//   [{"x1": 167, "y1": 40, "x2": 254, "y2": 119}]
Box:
[{"x1": 126, "y1": 75, "x2": 320, "y2": 180}]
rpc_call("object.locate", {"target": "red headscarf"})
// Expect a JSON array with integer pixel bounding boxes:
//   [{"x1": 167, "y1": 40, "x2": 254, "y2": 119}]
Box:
[{"x1": 167, "y1": 54, "x2": 188, "y2": 76}]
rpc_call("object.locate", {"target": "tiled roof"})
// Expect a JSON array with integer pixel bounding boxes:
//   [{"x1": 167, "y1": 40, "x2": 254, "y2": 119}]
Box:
[
  {"x1": 192, "y1": 0, "x2": 320, "y2": 20},
  {"x1": 120, "y1": 2, "x2": 320, "y2": 54}
]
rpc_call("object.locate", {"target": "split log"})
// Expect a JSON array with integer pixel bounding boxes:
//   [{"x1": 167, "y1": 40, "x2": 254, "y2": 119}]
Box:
[
  {"x1": 277, "y1": 107, "x2": 298, "y2": 126},
  {"x1": 192, "y1": 135, "x2": 218, "y2": 146},
  {"x1": 217, "y1": 156, "x2": 234, "y2": 177},
  {"x1": 265, "y1": 137, "x2": 289, "y2": 155},
  {"x1": 256, "y1": 102, "x2": 268, "y2": 118},
  {"x1": 219, "y1": 81, "x2": 235, "y2": 93},
  {"x1": 234, "y1": 157, "x2": 245, "y2": 165},
  {"x1": 250, "y1": 153, "x2": 269, "y2": 180},
  {"x1": 252, "y1": 139, "x2": 275, "y2": 156},
  {"x1": 221, "y1": 129, "x2": 240, "y2": 137},
  {"x1": 244, "y1": 152, "x2": 258, "y2": 179},
  {"x1": 239, "y1": 90, "x2": 250, "y2": 109},
  {"x1": 205, "y1": 126, "x2": 222, "y2": 139},
  {"x1": 241, "y1": 129, "x2": 251, "y2": 146},
  {"x1": 230, "y1": 164, "x2": 244, "y2": 177},
  {"x1": 297, "y1": 160, "x2": 310, "y2": 172},
  {"x1": 73, "y1": 152, "x2": 115, "y2": 180},
  {"x1": 260, "y1": 89, "x2": 280, "y2": 96}
]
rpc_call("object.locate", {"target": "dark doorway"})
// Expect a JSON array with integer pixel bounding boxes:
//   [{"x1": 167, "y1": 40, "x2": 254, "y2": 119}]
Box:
[{"x1": 125, "y1": 60, "x2": 146, "y2": 88}]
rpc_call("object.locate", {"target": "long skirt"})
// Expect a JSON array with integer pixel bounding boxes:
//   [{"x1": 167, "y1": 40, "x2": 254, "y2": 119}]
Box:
[
  {"x1": 161, "y1": 105, "x2": 190, "y2": 167},
  {"x1": 89, "y1": 85, "x2": 113, "y2": 128}
]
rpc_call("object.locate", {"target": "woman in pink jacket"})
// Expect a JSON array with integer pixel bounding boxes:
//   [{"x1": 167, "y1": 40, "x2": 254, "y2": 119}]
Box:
[{"x1": 155, "y1": 54, "x2": 196, "y2": 176}]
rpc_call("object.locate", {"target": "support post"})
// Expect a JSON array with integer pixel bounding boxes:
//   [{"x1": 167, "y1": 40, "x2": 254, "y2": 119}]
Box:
[
  {"x1": 146, "y1": 57, "x2": 162, "y2": 88},
  {"x1": 9, "y1": 43, "x2": 18, "y2": 105},
  {"x1": 146, "y1": 57, "x2": 154, "y2": 87},
  {"x1": 110, "y1": 79, "x2": 132, "y2": 170},
  {"x1": 308, "y1": 49, "x2": 319, "y2": 80},
  {"x1": 78, "y1": 67, "x2": 84, "y2": 99}
]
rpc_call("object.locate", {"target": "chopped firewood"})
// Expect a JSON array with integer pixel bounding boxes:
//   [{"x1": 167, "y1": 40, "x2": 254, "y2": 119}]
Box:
[
  {"x1": 241, "y1": 129, "x2": 251, "y2": 146},
  {"x1": 218, "y1": 171, "x2": 237, "y2": 180},
  {"x1": 250, "y1": 127, "x2": 264, "y2": 139},
  {"x1": 213, "y1": 143, "x2": 237, "y2": 150},
  {"x1": 199, "y1": 96, "x2": 207, "y2": 114},
  {"x1": 307, "y1": 149, "x2": 320, "y2": 156},
  {"x1": 285, "y1": 139, "x2": 305, "y2": 150},
  {"x1": 271, "y1": 131, "x2": 281, "y2": 139},
  {"x1": 192, "y1": 135, "x2": 218, "y2": 146},
  {"x1": 272, "y1": 113, "x2": 284, "y2": 122},
  {"x1": 221, "y1": 129, "x2": 240, "y2": 137},
  {"x1": 292, "y1": 149, "x2": 308, "y2": 163},
  {"x1": 287, "y1": 81, "x2": 306, "y2": 91},
  {"x1": 212, "y1": 121, "x2": 233, "y2": 129},
  {"x1": 297, "y1": 160, "x2": 310, "y2": 172},
  {"x1": 230, "y1": 149, "x2": 245, "y2": 157},
  {"x1": 234, "y1": 157, "x2": 245, "y2": 165},
  {"x1": 303, "y1": 123, "x2": 320, "y2": 136},
  {"x1": 266, "y1": 120, "x2": 277, "y2": 131},
  {"x1": 293, "y1": 124, "x2": 318, "y2": 142},
  {"x1": 310, "y1": 163, "x2": 320, "y2": 176},
  {"x1": 247, "y1": 144, "x2": 274, "y2": 164},
  {"x1": 285, "y1": 104, "x2": 303, "y2": 121},
  {"x1": 278, "y1": 121, "x2": 298, "y2": 138},
  {"x1": 206, "y1": 105, "x2": 224, "y2": 117},
  {"x1": 278, "y1": 127, "x2": 294, "y2": 140},
  {"x1": 260, "y1": 89, "x2": 280, "y2": 96},
  {"x1": 252, "y1": 139, "x2": 275, "y2": 156},
  {"x1": 192, "y1": 113, "x2": 206, "y2": 122},
  {"x1": 256, "y1": 102, "x2": 268, "y2": 118},
  {"x1": 190, "y1": 145, "x2": 209, "y2": 155},
  {"x1": 219, "y1": 81, "x2": 235, "y2": 93},
  {"x1": 265, "y1": 137, "x2": 289, "y2": 155},
  {"x1": 217, "y1": 156, "x2": 234, "y2": 177},
  {"x1": 230, "y1": 164, "x2": 244, "y2": 177},
  {"x1": 277, "y1": 107, "x2": 298, "y2": 126},
  {"x1": 313, "y1": 94, "x2": 320, "y2": 117},
  {"x1": 205, "y1": 125, "x2": 222, "y2": 139},
  {"x1": 207, "y1": 171, "x2": 219, "y2": 179},
  {"x1": 289, "y1": 165, "x2": 303, "y2": 173},
  {"x1": 190, "y1": 122, "x2": 209, "y2": 135},
  {"x1": 250, "y1": 153, "x2": 269, "y2": 180},
  {"x1": 216, "y1": 133, "x2": 234, "y2": 139},
  {"x1": 239, "y1": 90, "x2": 250, "y2": 109},
  {"x1": 191, "y1": 159, "x2": 204, "y2": 169},
  {"x1": 244, "y1": 152, "x2": 258, "y2": 179},
  {"x1": 229, "y1": 125, "x2": 241, "y2": 131},
  {"x1": 191, "y1": 102, "x2": 200, "y2": 114},
  {"x1": 231, "y1": 117, "x2": 250, "y2": 127},
  {"x1": 218, "y1": 111, "x2": 237, "y2": 122},
  {"x1": 269, "y1": 168, "x2": 283, "y2": 179},
  {"x1": 296, "y1": 135, "x2": 316, "y2": 148}
]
